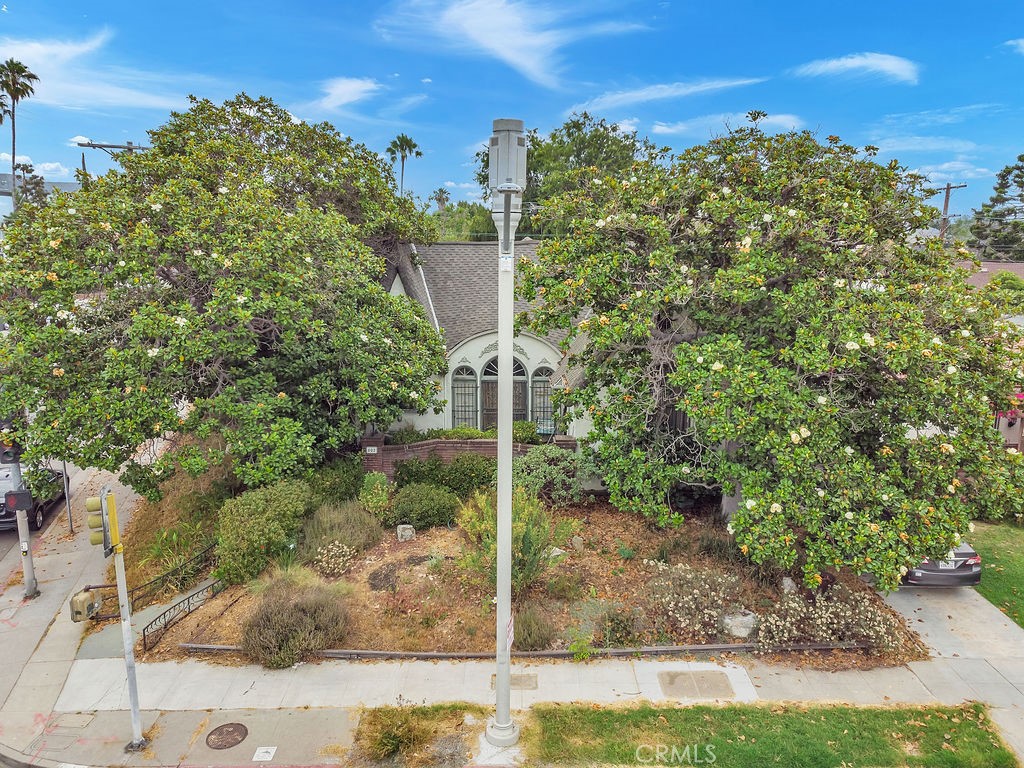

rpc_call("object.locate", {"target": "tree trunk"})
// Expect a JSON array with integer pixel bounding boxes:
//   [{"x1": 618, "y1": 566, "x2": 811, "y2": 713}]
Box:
[{"x1": 399, "y1": 156, "x2": 406, "y2": 196}]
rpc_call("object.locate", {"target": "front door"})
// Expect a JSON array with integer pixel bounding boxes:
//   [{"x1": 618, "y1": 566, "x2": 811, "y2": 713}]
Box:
[{"x1": 481, "y1": 380, "x2": 528, "y2": 430}]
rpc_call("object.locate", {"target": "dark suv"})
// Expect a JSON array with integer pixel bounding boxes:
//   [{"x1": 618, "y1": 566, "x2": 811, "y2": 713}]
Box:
[{"x1": 0, "y1": 465, "x2": 67, "y2": 531}]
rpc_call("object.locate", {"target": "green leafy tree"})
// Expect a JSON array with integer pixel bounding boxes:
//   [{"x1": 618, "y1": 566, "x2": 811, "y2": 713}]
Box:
[
  {"x1": 970, "y1": 153, "x2": 1024, "y2": 260},
  {"x1": 12, "y1": 162, "x2": 46, "y2": 208},
  {"x1": 475, "y1": 112, "x2": 665, "y2": 235},
  {"x1": 431, "y1": 200, "x2": 494, "y2": 241},
  {"x1": 0, "y1": 58, "x2": 39, "y2": 210},
  {"x1": 985, "y1": 271, "x2": 1024, "y2": 315},
  {"x1": 518, "y1": 113, "x2": 1024, "y2": 590},
  {"x1": 430, "y1": 186, "x2": 450, "y2": 211},
  {"x1": 0, "y1": 94, "x2": 447, "y2": 495},
  {"x1": 386, "y1": 133, "x2": 422, "y2": 196}
]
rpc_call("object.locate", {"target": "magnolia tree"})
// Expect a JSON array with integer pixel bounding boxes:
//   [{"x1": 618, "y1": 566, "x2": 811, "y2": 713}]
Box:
[
  {"x1": 0, "y1": 95, "x2": 446, "y2": 495},
  {"x1": 518, "y1": 114, "x2": 1024, "y2": 589}
]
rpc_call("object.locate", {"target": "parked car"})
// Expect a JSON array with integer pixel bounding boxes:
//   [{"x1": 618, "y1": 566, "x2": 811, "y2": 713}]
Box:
[
  {"x1": 0, "y1": 465, "x2": 67, "y2": 531},
  {"x1": 903, "y1": 542, "x2": 982, "y2": 587}
]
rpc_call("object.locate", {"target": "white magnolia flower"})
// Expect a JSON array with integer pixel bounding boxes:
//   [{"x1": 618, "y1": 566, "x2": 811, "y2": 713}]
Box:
[
  {"x1": 947, "y1": 484, "x2": 956, "y2": 493},
  {"x1": 799, "y1": 426, "x2": 811, "y2": 438},
  {"x1": 696, "y1": 356, "x2": 704, "y2": 364},
  {"x1": 67, "y1": 208, "x2": 76, "y2": 215},
  {"x1": 947, "y1": 365, "x2": 957, "y2": 375},
  {"x1": 762, "y1": 213, "x2": 773, "y2": 222},
  {"x1": 305, "y1": 256, "x2": 313, "y2": 263},
  {"x1": 726, "y1": 523, "x2": 735, "y2": 535},
  {"x1": 236, "y1": 295, "x2": 247, "y2": 304},
  {"x1": 745, "y1": 499, "x2": 756, "y2": 510},
  {"x1": 193, "y1": 249, "x2": 204, "y2": 256},
  {"x1": 862, "y1": 333, "x2": 876, "y2": 346},
  {"x1": 118, "y1": 260, "x2": 126, "y2": 267},
  {"x1": 1008, "y1": 447, "x2": 1020, "y2": 455},
  {"x1": 593, "y1": 179, "x2": 602, "y2": 185},
  {"x1": 359, "y1": 333, "x2": 368, "y2": 343},
  {"x1": 770, "y1": 502, "x2": 782, "y2": 514},
  {"x1": 146, "y1": 347, "x2": 159, "y2": 357},
  {"x1": 960, "y1": 329, "x2": 971, "y2": 337},
  {"x1": 940, "y1": 443, "x2": 956, "y2": 454},
  {"x1": 790, "y1": 432, "x2": 802, "y2": 444},
  {"x1": 383, "y1": 337, "x2": 393, "y2": 346},
  {"x1": 681, "y1": 465, "x2": 692, "y2": 474},
  {"x1": 218, "y1": 186, "x2": 229, "y2": 194},
  {"x1": 931, "y1": 336, "x2": 943, "y2": 346},
  {"x1": 899, "y1": 565, "x2": 908, "y2": 576},
  {"x1": 740, "y1": 235, "x2": 752, "y2": 249},
  {"x1": 409, "y1": 391, "x2": 419, "y2": 399},
  {"x1": 845, "y1": 341, "x2": 861, "y2": 351},
  {"x1": 841, "y1": 201, "x2": 848, "y2": 208},
  {"x1": 844, "y1": 511, "x2": 854, "y2": 520},
  {"x1": 596, "y1": 219, "x2": 606, "y2": 228},
  {"x1": 844, "y1": 446, "x2": 854, "y2": 455},
  {"x1": 722, "y1": 186, "x2": 731, "y2": 195},
  {"x1": 816, "y1": 395, "x2": 828, "y2": 405},
  {"x1": 150, "y1": 203, "x2": 162, "y2": 212},
  {"x1": 968, "y1": 522, "x2": 976, "y2": 532},
  {"x1": 175, "y1": 317, "x2": 188, "y2": 327},
  {"x1": 711, "y1": 361, "x2": 724, "y2": 371},
  {"x1": 834, "y1": 278, "x2": 846, "y2": 288},
  {"x1": 787, "y1": 208, "x2": 798, "y2": 217},
  {"x1": 881, "y1": 494, "x2": 889, "y2": 501},
  {"x1": 816, "y1": 488, "x2": 825, "y2": 498}
]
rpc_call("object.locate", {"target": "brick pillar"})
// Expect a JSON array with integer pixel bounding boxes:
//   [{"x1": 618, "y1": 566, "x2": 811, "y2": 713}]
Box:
[{"x1": 361, "y1": 433, "x2": 385, "y2": 475}]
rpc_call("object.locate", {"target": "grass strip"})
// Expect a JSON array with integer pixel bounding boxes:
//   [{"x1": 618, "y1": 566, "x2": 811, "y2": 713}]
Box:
[
  {"x1": 521, "y1": 701, "x2": 1015, "y2": 767},
  {"x1": 971, "y1": 522, "x2": 1024, "y2": 629}
]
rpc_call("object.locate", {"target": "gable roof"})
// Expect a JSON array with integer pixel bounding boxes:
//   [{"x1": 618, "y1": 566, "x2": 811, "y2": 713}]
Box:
[{"x1": 388, "y1": 240, "x2": 565, "y2": 352}]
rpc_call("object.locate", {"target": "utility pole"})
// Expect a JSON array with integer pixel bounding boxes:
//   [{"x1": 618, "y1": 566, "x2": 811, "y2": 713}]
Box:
[
  {"x1": 486, "y1": 119, "x2": 526, "y2": 749},
  {"x1": 76, "y1": 140, "x2": 149, "y2": 157},
  {"x1": 939, "y1": 182, "x2": 968, "y2": 243}
]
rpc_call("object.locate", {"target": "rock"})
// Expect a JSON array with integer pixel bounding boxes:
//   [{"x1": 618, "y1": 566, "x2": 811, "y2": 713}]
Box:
[
  {"x1": 781, "y1": 576, "x2": 798, "y2": 594},
  {"x1": 396, "y1": 524, "x2": 415, "y2": 542},
  {"x1": 549, "y1": 547, "x2": 567, "y2": 560},
  {"x1": 721, "y1": 610, "x2": 758, "y2": 639},
  {"x1": 571, "y1": 535, "x2": 585, "y2": 551}
]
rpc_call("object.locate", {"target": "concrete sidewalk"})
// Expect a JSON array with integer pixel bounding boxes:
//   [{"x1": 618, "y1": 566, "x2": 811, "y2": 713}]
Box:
[{"x1": 1, "y1": 471, "x2": 1023, "y2": 766}]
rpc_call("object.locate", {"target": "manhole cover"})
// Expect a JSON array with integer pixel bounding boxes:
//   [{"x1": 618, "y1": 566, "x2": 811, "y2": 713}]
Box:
[{"x1": 206, "y1": 723, "x2": 249, "y2": 750}]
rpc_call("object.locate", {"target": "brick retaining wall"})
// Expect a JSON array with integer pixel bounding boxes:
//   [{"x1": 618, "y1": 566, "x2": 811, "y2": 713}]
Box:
[{"x1": 360, "y1": 434, "x2": 577, "y2": 479}]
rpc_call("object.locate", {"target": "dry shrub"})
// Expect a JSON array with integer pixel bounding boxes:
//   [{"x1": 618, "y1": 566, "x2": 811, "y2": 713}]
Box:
[
  {"x1": 514, "y1": 603, "x2": 556, "y2": 650},
  {"x1": 241, "y1": 567, "x2": 348, "y2": 668}
]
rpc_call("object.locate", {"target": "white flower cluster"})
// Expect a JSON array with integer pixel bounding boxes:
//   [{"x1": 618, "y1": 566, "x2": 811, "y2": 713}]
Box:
[
  {"x1": 648, "y1": 564, "x2": 743, "y2": 643},
  {"x1": 312, "y1": 540, "x2": 357, "y2": 577}
]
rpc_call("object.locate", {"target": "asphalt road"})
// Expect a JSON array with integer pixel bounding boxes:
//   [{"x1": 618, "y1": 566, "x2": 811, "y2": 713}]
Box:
[{"x1": 0, "y1": 461, "x2": 86, "y2": 562}]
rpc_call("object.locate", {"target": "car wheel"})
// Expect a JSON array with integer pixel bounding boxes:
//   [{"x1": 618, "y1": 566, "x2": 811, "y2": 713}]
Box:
[{"x1": 30, "y1": 504, "x2": 44, "y2": 531}]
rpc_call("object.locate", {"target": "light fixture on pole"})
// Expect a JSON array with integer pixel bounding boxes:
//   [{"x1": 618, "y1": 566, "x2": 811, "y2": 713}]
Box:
[{"x1": 485, "y1": 118, "x2": 526, "y2": 748}]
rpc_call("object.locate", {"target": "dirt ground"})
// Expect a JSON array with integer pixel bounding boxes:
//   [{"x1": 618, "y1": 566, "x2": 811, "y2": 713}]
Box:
[{"x1": 138, "y1": 499, "x2": 924, "y2": 668}]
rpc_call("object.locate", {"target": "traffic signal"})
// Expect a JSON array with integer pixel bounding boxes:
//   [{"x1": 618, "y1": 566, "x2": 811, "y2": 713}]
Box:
[
  {"x1": 0, "y1": 413, "x2": 21, "y2": 464},
  {"x1": 85, "y1": 492, "x2": 119, "y2": 557},
  {"x1": 4, "y1": 489, "x2": 32, "y2": 513}
]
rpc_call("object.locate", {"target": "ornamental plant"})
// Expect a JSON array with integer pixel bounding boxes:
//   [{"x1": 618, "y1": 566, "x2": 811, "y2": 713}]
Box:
[
  {"x1": 0, "y1": 94, "x2": 446, "y2": 495},
  {"x1": 517, "y1": 112, "x2": 1024, "y2": 590}
]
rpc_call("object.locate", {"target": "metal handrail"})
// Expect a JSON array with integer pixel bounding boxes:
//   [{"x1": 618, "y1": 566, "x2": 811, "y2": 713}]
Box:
[{"x1": 142, "y1": 579, "x2": 224, "y2": 650}]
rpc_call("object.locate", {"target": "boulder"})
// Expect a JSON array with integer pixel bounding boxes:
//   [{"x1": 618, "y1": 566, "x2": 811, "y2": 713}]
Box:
[
  {"x1": 571, "y1": 535, "x2": 585, "y2": 551},
  {"x1": 721, "y1": 609, "x2": 758, "y2": 639},
  {"x1": 396, "y1": 524, "x2": 415, "y2": 542},
  {"x1": 781, "y1": 576, "x2": 798, "y2": 594}
]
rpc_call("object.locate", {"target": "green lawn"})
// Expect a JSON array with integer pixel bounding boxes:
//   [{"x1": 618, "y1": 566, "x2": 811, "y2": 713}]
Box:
[
  {"x1": 971, "y1": 521, "x2": 1024, "y2": 629},
  {"x1": 522, "y1": 702, "x2": 1016, "y2": 767}
]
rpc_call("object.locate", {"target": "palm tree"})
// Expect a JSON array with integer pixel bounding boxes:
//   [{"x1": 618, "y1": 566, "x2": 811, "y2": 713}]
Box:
[
  {"x1": 431, "y1": 186, "x2": 450, "y2": 211},
  {"x1": 385, "y1": 133, "x2": 422, "y2": 196},
  {"x1": 0, "y1": 59, "x2": 40, "y2": 210}
]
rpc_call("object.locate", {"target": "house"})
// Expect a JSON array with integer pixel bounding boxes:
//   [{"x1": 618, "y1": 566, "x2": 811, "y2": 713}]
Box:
[{"x1": 382, "y1": 240, "x2": 588, "y2": 439}]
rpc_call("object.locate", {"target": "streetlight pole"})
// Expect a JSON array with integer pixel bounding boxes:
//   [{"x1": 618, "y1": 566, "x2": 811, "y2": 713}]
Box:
[{"x1": 485, "y1": 118, "x2": 526, "y2": 749}]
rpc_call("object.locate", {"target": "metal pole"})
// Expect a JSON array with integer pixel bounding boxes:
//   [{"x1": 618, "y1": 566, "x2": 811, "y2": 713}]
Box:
[
  {"x1": 106, "y1": 490, "x2": 147, "y2": 752},
  {"x1": 485, "y1": 119, "x2": 525, "y2": 748},
  {"x1": 62, "y1": 461, "x2": 73, "y2": 533},
  {"x1": 10, "y1": 462, "x2": 38, "y2": 599}
]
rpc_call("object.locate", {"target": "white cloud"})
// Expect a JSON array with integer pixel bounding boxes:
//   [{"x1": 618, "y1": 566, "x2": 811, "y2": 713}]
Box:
[
  {"x1": 572, "y1": 78, "x2": 766, "y2": 113},
  {"x1": 421, "y1": 77, "x2": 433, "y2": 84},
  {"x1": 653, "y1": 112, "x2": 803, "y2": 136},
  {"x1": 614, "y1": 117, "x2": 640, "y2": 133},
  {"x1": 879, "y1": 104, "x2": 1000, "y2": 129},
  {"x1": 792, "y1": 52, "x2": 919, "y2": 85},
  {"x1": 0, "y1": 152, "x2": 32, "y2": 164},
  {"x1": 445, "y1": 180, "x2": 477, "y2": 189},
  {"x1": 913, "y1": 159, "x2": 993, "y2": 184},
  {"x1": 377, "y1": 0, "x2": 645, "y2": 89},
  {"x1": 35, "y1": 161, "x2": 71, "y2": 178},
  {"x1": 0, "y1": 30, "x2": 213, "y2": 111},
  {"x1": 379, "y1": 93, "x2": 428, "y2": 118},
  {"x1": 874, "y1": 136, "x2": 978, "y2": 153},
  {"x1": 305, "y1": 77, "x2": 382, "y2": 112},
  {"x1": 66, "y1": 135, "x2": 91, "y2": 147},
  {"x1": 1005, "y1": 39, "x2": 1024, "y2": 54}
]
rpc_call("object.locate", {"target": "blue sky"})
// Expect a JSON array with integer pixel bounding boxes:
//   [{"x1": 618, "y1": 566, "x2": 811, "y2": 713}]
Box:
[{"x1": 1, "y1": 0, "x2": 1022, "y2": 220}]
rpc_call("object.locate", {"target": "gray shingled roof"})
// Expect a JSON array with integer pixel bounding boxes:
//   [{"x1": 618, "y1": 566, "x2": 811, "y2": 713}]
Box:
[
  {"x1": 959, "y1": 260, "x2": 1024, "y2": 289},
  {"x1": 402, "y1": 240, "x2": 566, "y2": 352}
]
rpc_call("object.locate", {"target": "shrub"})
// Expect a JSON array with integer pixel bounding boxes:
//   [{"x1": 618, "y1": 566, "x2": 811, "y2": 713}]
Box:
[
  {"x1": 458, "y1": 488, "x2": 580, "y2": 598},
  {"x1": 425, "y1": 426, "x2": 496, "y2": 441},
  {"x1": 391, "y1": 483, "x2": 461, "y2": 529},
  {"x1": 647, "y1": 562, "x2": 744, "y2": 642},
  {"x1": 215, "y1": 480, "x2": 313, "y2": 584},
  {"x1": 697, "y1": 531, "x2": 745, "y2": 564},
  {"x1": 596, "y1": 606, "x2": 647, "y2": 647},
  {"x1": 140, "y1": 520, "x2": 210, "y2": 593},
  {"x1": 308, "y1": 455, "x2": 364, "y2": 505},
  {"x1": 546, "y1": 572, "x2": 583, "y2": 600},
  {"x1": 514, "y1": 603, "x2": 556, "y2": 650},
  {"x1": 358, "y1": 472, "x2": 394, "y2": 520},
  {"x1": 512, "y1": 420, "x2": 539, "y2": 444},
  {"x1": 394, "y1": 453, "x2": 446, "y2": 489},
  {"x1": 442, "y1": 453, "x2": 496, "y2": 498},
  {"x1": 756, "y1": 585, "x2": 904, "y2": 652},
  {"x1": 394, "y1": 452, "x2": 496, "y2": 499},
  {"x1": 241, "y1": 568, "x2": 348, "y2": 668},
  {"x1": 299, "y1": 501, "x2": 383, "y2": 562},
  {"x1": 512, "y1": 444, "x2": 591, "y2": 506}
]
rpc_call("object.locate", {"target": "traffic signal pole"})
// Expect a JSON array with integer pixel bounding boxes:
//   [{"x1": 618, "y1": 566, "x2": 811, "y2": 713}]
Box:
[
  {"x1": 87, "y1": 487, "x2": 146, "y2": 752},
  {"x1": 9, "y1": 461, "x2": 39, "y2": 599}
]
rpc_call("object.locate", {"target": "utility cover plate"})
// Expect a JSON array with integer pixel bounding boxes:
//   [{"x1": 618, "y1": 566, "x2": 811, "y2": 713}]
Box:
[{"x1": 206, "y1": 722, "x2": 248, "y2": 750}]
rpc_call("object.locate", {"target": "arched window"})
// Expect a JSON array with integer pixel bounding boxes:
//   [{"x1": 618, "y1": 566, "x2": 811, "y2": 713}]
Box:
[
  {"x1": 481, "y1": 357, "x2": 527, "y2": 429},
  {"x1": 531, "y1": 367, "x2": 554, "y2": 433},
  {"x1": 451, "y1": 366, "x2": 478, "y2": 428}
]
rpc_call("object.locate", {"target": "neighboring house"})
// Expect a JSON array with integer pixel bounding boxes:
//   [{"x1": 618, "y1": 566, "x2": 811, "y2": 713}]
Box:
[{"x1": 383, "y1": 240, "x2": 587, "y2": 438}]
